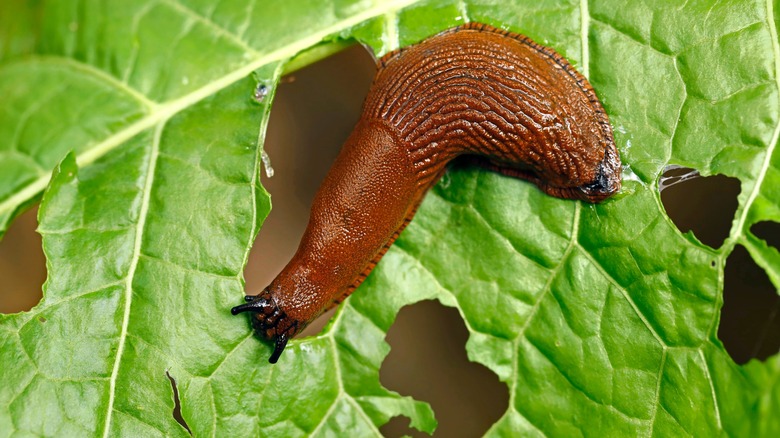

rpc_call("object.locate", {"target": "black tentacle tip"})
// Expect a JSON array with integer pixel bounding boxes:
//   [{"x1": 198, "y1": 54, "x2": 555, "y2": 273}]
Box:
[
  {"x1": 269, "y1": 333, "x2": 288, "y2": 364},
  {"x1": 231, "y1": 292, "x2": 294, "y2": 364},
  {"x1": 231, "y1": 298, "x2": 260, "y2": 315}
]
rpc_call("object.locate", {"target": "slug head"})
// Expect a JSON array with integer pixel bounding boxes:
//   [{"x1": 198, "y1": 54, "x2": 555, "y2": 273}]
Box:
[
  {"x1": 558, "y1": 139, "x2": 622, "y2": 203},
  {"x1": 231, "y1": 289, "x2": 299, "y2": 363}
]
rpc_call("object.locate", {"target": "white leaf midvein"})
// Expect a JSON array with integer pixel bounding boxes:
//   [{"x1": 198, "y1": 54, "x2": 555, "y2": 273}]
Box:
[
  {"x1": 102, "y1": 121, "x2": 163, "y2": 437},
  {"x1": 0, "y1": 0, "x2": 422, "y2": 225},
  {"x1": 733, "y1": 0, "x2": 780, "y2": 240}
]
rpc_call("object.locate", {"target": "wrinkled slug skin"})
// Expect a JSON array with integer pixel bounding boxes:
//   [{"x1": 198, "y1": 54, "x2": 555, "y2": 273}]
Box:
[{"x1": 232, "y1": 22, "x2": 621, "y2": 363}]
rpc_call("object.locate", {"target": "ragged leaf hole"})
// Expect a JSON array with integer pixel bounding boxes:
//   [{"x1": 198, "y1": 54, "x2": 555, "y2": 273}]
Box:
[
  {"x1": 242, "y1": 45, "x2": 376, "y2": 328},
  {"x1": 750, "y1": 221, "x2": 780, "y2": 251},
  {"x1": 657, "y1": 165, "x2": 700, "y2": 190},
  {"x1": 658, "y1": 166, "x2": 740, "y2": 248},
  {"x1": 166, "y1": 370, "x2": 192, "y2": 435},
  {"x1": 382, "y1": 416, "x2": 420, "y2": 438},
  {"x1": 379, "y1": 300, "x2": 508, "y2": 437},
  {"x1": 0, "y1": 206, "x2": 46, "y2": 314},
  {"x1": 719, "y1": 245, "x2": 780, "y2": 364}
]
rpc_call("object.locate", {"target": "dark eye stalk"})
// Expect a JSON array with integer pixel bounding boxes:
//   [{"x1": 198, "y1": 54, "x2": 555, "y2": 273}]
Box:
[{"x1": 231, "y1": 294, "x2": 291, "y2": 363}]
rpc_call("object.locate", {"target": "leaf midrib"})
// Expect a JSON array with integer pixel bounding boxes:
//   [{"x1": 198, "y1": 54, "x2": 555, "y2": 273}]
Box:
[
  {"x1": 732, "y1": 0, "x2": 780, "y2": 243},
  {"x1": 101, "y1": 122, "x2": 162, "y2": 436},
  {"x1": 0, "y1": 0, "x2": 421, "y2": 225}
]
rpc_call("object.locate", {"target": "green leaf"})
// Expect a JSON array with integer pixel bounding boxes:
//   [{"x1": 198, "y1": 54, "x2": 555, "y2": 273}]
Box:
[{"x1": 1, "y1": 0, "x2": 779, "y2": 436}]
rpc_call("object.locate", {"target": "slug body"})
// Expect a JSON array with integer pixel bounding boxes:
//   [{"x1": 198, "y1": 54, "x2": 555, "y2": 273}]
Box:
[{"x1": 232, "y1": 23, "x2": 621, "y2": 363}]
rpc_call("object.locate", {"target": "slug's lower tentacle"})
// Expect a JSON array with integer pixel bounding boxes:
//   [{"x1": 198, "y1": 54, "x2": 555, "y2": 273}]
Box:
[
  {"x1": 233, "y1": 22, "x2": 621, "y2": 363},
  {"x1": 231, "y1": 290, "x2": 297, "y2": 363}
]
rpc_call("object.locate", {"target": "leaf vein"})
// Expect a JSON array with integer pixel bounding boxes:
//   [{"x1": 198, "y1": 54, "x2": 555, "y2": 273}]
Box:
[
  {"x1": 0, "y1": 0, "x2": 421, "y2": 231},
  {"x1": 308, "y1": 339, "x2": 345, "y2": 437},
  {"x1": 102, "y1": 121, "x2": 163, "y2": 437},
  {"x1": 139, "y1": 253, "x2": 241, "y2": 282},
  {"x1": 647, "y1": 348, "x2": 668, "y2": 436},
  {"x1": 469, "y1": 202, "x2": 556, "y2": 273},
  {"x1": 508, "y1": 203, "x2": 580, "y2": 421},
  {"x1": 590, "y1": 18, "x2": 673, "y2": 57},
  {"x1": 159, "y1": 0, "x2": 260, "y2": 57},
  {"x1": 206, "y1": 333, "x2": 252, "y2": 377},
  {"x1": 580, "y1": 0, "x2": 590, "y2": 76},
  {"x1": 156, "y1": 151, "x2": 252, "y2": 188},
  {"x1": 699, "y1": 349, "x2": 722, "y2": 429},
  {"x1": 731, "y1": 0, "x2": 780, "y2": 240},
  {"x1": 17, "y1": 280, "x2": 124, "y2": 328},
  {"x1": 577, "y1": 246, "x2": 667, "y2": 348},
  {"x1": 391, "y1": 245, "x2": 483, "y2": 335},
  {"x1": 345, "y1": 396, "x2": 383, "y2": 437},
  {"x1": 525, "y1": 334, "x2": 645, "y2": 424},
  {"x1": 126, "y1": 332, "x2": 189, "y2": 376}
]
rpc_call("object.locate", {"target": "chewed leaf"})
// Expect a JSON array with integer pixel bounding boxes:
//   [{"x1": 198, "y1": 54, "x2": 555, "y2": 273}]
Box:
[{"x1": 0, "y1": 0, "x2": 779, "y2": 437}]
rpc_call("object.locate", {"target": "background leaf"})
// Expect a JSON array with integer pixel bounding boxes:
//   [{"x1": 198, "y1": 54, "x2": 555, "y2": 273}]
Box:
[{"x1": 1, "y1": 0, "x2": 779, "y2": 436}]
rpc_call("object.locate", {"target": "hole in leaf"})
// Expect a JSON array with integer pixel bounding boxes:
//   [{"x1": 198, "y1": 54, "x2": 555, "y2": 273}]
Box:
[
  {"x1": 242, "y1": 44, "x2": 376, "y2": 336},
  {"x1": 0, "y1": 206, "x2": 46, "y2": 314},
  {"x1": 380, "y1": 300, "x2": 508, "y2": 437},
  {"x1": 658, "y1": 166, "x2": 740, "y2": 248},
  {"x1": 166, "y1": 370, "x2": 192, "y2": 435},
  {"x1": 719, "y1": 245, "x2": 780, "y2": 364},
  {"x1": 751, "y1": 221, "x2": 780, "y2": 251},
  {"x1": 383, "y1": 416, "x2": 418, "y2": 437}
]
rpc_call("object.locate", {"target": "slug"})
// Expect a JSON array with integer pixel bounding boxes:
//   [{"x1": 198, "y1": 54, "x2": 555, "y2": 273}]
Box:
[{"x1": 232, "y1": 22, "x2": 621, "y2": 363}]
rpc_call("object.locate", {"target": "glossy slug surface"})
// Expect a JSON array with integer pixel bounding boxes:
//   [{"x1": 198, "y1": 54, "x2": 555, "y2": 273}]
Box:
[{"x1": 232, "y1": 22, "x2": 621, "y2": 363}]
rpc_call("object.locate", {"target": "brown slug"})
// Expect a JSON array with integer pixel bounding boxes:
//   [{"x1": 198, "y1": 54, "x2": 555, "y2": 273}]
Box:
[{"x1": 232, "y1": 22, "x2": 621, "y2": 363}]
